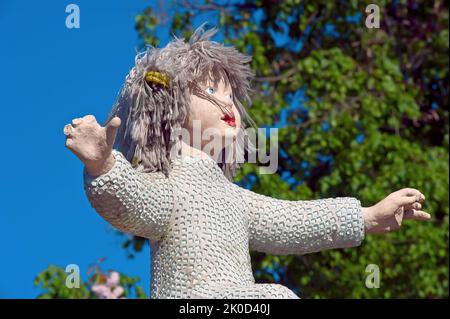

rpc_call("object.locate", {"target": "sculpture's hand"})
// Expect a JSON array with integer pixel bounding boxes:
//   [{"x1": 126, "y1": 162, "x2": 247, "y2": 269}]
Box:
[
  {"x1": 64, "y1": 115, "x2": 121, "y2": 177},
  {"x1": 361, "y1": 188, "x2": 431, "y2": 234}
]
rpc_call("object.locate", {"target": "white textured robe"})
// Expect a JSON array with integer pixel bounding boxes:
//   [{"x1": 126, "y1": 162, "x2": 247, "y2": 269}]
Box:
[{"x1": 84, "y1": 149, "x2": 365, "y2": 299}]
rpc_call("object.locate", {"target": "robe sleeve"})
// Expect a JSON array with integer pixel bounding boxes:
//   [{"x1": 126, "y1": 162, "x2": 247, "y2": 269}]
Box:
[
  {"x1": 238, "y1": 186, "x2": 365, "y2": 255},
  {"x1": 83, "y1": 149, "x2": 174, "y2": 242}
]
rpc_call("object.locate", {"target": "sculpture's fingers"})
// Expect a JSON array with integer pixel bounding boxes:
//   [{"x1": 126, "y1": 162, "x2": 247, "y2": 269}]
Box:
[
  {"x1": 404, "y1": 209, "x2": 431, "y2": 221},
  {"x1": 83, "y1": 114, "x2": 97, "y2": 123},
  {"x1": 396, "y1": 188, "x2": 425, "y2": 202},
  {"x1": 404, "y1": 202, "x2": 422, "y2": 211},
  {"x1": 105, "y1": 117, "x2": 121, "y2": 147},
  {"x1": 63, "y1": 124, "x2": 74, "y2": 137},
  {"x1": 72, "y1": 118, "x2": 83, "y2": 126},
  {"x1": 396, "y1": 195, "x2": 419, "y2": 207},
  {"x1": 65, "y1": 136, "x2": 73, "y2": 148}
]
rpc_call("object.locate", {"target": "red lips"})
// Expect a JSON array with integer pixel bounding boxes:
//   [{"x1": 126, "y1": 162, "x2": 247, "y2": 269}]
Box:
[{"x1": 221, "y1": 113, "x2": 236, "y2": 127}]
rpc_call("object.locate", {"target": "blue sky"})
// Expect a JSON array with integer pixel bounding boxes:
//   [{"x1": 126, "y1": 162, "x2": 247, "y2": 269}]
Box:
[
  {"x1": 0, "y1": 0, "x2": 317, "y2": 298},
  {"x1": 0, "y1": 0, "x2": 181, "y2": 298}
]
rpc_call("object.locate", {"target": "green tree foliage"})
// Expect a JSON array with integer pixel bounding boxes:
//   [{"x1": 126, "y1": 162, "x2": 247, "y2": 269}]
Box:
[{"x1": 133, "y1": 0, "x2": 449, "y2": 298}]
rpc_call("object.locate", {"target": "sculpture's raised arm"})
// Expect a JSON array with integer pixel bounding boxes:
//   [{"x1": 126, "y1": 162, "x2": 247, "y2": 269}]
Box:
[
  {"x1": 83, "y1": 149, "x2": 174, "y2": 241},
  {"x1": 63, "y1": 114, "x2": 174, "y2": 242}
]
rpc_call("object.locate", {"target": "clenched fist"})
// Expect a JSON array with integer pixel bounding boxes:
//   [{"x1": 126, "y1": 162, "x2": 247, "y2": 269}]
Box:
[
  {"x1": 64, "y1": 115, "x2": 121, "y2": 177},
  {"x1": 362, "y1": 188, "x2": 431, "y2": 234}
]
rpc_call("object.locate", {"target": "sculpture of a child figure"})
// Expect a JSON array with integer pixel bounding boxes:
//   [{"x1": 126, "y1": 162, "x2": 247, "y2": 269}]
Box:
[{"x1": 64, "y1": 26, "x2": 430, "y2": 299}]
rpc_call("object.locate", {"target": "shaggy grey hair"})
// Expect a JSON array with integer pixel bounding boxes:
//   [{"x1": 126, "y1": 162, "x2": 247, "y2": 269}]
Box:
[{"x1": 105, "y1": 24, "x2": 256, "y2": 180}]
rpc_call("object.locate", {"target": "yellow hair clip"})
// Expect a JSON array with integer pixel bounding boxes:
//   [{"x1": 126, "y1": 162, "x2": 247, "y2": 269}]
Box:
[
  {"x1": 131, "y1": 156, "x2": 141, "y2": 167},
  {"x1": 145, "y1": 71, "x2": 170, "y2": 88}
]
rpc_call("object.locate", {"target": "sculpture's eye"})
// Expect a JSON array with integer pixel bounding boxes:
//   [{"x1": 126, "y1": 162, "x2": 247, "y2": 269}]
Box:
[{"x1": 206, "y1": 87, "x2": 215, "y2": 94}]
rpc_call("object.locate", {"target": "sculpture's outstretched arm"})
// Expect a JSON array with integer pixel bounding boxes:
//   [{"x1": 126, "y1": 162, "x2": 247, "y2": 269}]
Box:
[
  {"x1": 83, "y1": 149, "x2": 174, "y2": 241},
  {"x1": 238, "y1": 187, "x2": 365, "y2": 255}
]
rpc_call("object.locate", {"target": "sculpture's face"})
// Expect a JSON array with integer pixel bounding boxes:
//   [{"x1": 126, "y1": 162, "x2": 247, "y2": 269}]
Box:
[{"x1": 184, "y1": 77, "x2": 241, "y2": 150}]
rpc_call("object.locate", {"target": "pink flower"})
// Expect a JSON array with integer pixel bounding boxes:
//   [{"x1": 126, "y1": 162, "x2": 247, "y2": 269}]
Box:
[
  {"x1": 91, "y1": 271, "x2": 125, "y2": 299},
  {"x1": 91, "y1": 284, "x2": 109, "y2": 298},
  {"x1": 106, "y1": 271, "x2": 120, "y2": 287},
  {"x1": 112, "y1": 286, "x2": 124, "y2": 298}
]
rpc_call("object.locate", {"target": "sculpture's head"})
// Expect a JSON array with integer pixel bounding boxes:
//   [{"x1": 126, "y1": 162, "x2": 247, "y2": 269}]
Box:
[{"x1": 107, "y1": 24, "x2": 256, "y2": 179}]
